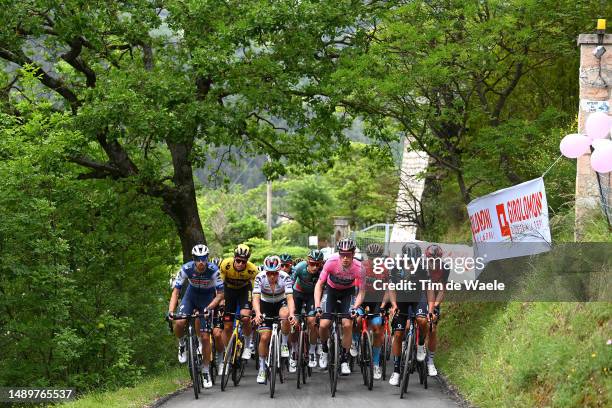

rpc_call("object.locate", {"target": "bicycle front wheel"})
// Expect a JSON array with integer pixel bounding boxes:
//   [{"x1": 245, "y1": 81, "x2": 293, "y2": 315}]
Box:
[
  {"x1": 331, "y1": 326, "x2": 340, "y2": 397},
  {"x1": 269, "y1": 335, "x2": 277, "y2": 398},
  {"x1": 361, "y1": 332, "x2": 373, "y2": 390},
  {"x1": 221, "y1": 334, "x2": 235, "y2": 391},
  {"x1": 297, "y1": 330, "x2": 304, "y2": 389},
  {"x1": 188, "y1": 334, "x2": 200, "y2": 399},
  {"x1": 301, "y1": 331, "x2": 309, "y2": 384},
  {"x1": 381, "y1": 331, "x2": 388, "y2": 380},
  {"x1": 232, "y1": 337, "x2": 245, "y2": 386},
  {"x1": 399, "y1": 333, "x2": 413, "y2": 399}
]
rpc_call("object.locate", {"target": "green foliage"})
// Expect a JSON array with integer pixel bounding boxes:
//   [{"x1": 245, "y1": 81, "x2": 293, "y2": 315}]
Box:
[
  {"x1": 0, "y1": 110, "x2": 179, "y2": 391},
  {"x1": 439, "y1": 302, "x2": 610, "y2": 408},
  {"x1": 272, "y1": 221, "x2": 308, "y2": 247},
  {"x1": 275, "y1": 143, "x2": 398, "y2": 236},
  {"x1": 225, "y1": 214, "x2": 267, "y2": 245},
  {"x1": 240, "y1": 238, "x2": 310, "y2": 265},
  {"x1": 63, "y1": 367, "x2": 189, "y2": 408},
  {"x1": 283, "y1": 175, "x2": 335, "y2": 235}
]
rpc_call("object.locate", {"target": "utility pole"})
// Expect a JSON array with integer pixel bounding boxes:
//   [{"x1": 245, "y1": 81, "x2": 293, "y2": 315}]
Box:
[{"x1": 266, "y1": 155, "x2": 272, "y2": 240}]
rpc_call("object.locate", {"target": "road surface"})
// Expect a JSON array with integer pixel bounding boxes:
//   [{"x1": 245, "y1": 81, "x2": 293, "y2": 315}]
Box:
[{"x1": 159, "y1": 363, "x2": 460, "y2": 408}]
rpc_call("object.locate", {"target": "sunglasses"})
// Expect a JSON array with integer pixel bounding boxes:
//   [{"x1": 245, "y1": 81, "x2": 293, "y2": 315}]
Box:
[
  {"x1": 307, "y1": 261, "x2": 321, "y2": 266},
  {"x1": 281, "y1": 263, "x2": 292, "y2": 268},
  {"x1": 194, "y1": 256, "x2": 208, "y2": 263},
  {"x1": 234, "y1": 258, "x2": 247, "y2": 265},
  {"x1": 266, "y1": 270, "x2": 279, "y2": 275},
  {"x1": 339, "y1": 252, "x2": 354, "y2": 258}
]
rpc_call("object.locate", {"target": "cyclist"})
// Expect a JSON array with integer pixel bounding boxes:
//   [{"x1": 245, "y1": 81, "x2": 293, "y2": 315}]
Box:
[
  {"x1": 279, "y1": 253, "x2": 295, "y2": 275},
  {"x1": 289, "y1": 249, "x2": 324, "y2": 371},
  {"x1": 387, "y1": 242, "x2": 429, "y2": 386},
  {"x1": 211, "y1": 257, "x2": 221, "y2": 267},
  {"x1": 358, "y1": 243, "x2": 390, "y2": 380},
  {"x1": 219, "y1": 244, "x2": 258, "y2": 364},
  {"x1": 253, "y1": 255, "x2": 297, "y2": 384},
  {"x1": 421, "y1": 244, "x2": 450, "y2": 376},
  {"x1": 168, "y1": 244, "x2": 224, "y2": 389},
  {"x1": 314, "y1": 238, "x2": 365, "y2": 376}
]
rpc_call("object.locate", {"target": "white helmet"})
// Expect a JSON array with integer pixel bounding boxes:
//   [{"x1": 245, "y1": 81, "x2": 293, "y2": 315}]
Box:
[{"x1": 192, "y1": 244, "x2": 209, "y2": 257}]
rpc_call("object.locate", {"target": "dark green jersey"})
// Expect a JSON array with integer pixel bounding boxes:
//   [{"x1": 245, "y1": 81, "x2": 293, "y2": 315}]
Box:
[{"x1": 292, "y1": 261, "x2": 321, "y2": 293}]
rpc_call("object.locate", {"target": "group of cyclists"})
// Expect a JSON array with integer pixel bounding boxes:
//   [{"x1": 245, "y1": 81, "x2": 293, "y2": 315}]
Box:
[{"x1": 167, "y1": 238, "x2": 449, "y2": 392}]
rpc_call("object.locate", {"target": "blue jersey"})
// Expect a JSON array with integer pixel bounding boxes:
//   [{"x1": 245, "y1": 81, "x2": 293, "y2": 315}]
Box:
[{"x1": 173, "y1": 261, "x2": 223, "y2": 294}]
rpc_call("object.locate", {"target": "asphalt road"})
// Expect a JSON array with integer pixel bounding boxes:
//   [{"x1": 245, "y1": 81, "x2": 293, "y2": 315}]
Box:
[{"x1": 159, "y1": 362, "x2": 460, "y2": 408}]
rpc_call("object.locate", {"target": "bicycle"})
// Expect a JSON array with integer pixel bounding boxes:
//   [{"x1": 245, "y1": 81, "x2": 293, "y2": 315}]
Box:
[
  {"x1": 260, "y1": 315, "x2": 287, "y2": 398},
  {"x1": 208, "y1": 309, "x2": 223, "y2": 385},
  {"x1": 294, "y1": 311, "x2": 313, "y2": 389},
  {"x1": 167, "y1": 312, "x2": 207, "y2": 399},
  {"x1": 417, "y1": 313, "x2": 437, "y2": 388},
  {"x1": 356, "y1": 308, "x2": 376, "y2": 390},
  {"x1": 325, "y1": 311, "x2": 352, "y2": 398},
  {"x1": 381, "y1": 309, "x2": 391, "y2": 381},
  {"x1": 395, "y1": 311, "x2": 430, "y2": 398},
  {"x1": 220, "y1": 309, "x2": 247, "y2": 391}
]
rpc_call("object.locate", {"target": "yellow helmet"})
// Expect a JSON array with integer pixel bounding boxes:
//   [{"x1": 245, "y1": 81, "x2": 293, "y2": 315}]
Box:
[{"x1": 234, "y1": 244, "x2": 251, "y2": 259}]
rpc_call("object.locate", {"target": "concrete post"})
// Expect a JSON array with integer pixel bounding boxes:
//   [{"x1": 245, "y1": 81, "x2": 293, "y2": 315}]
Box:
[{"x1": 576, "y1": 33, "x2": 612, "y2": 241}]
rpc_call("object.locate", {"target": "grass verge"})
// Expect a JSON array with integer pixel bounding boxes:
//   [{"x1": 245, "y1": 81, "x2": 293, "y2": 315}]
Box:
[
  {"x1": 61, "y1": 367, "x2": 189, "y2": 408},
  {"x1": 438, "y1": 302, "x2": 611, "y2": 407}
]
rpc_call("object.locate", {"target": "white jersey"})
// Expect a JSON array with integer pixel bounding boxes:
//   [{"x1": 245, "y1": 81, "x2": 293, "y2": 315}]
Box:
[{"x1": 253, "y1": 271, "x2": 293, "y2": 303}]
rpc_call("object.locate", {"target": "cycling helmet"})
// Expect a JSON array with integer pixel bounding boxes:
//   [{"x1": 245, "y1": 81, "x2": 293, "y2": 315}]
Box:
[
  {"x1": 258, "y1": 265, "x2": 265, "y2": 273},
  {"x1": 279, "y1": 253, "x2": 293, "y2": 263},
  {"x1": 192, "y1": 244, "x2": 210, "y2": 257},
  {"x1": 401, "y1": 243, "x2": 422, "y2": 259},
  {"x1": 234, "y1": 244, "x2": 251, "y2": 259},
  {"x1": 263, "y1": 255, "x2": 281, "y2": 272},
  {"x1": 425, "y1": 244, "x2": 443, "y2": 258},
  {"x1": 210, "y1": 257, "x2": 221, "y2": 266},
  {"x1": 366, "y1": 243, "x2": 384, "y2": 257},
  {"x1": 336, "y1": 238, "x2": 356, "y2": 252},
  {"x1": 307, "y1": 249, "x2": 324, "y2": 262},
  {"x1": 294, "y1": 257, "x2": 304, "y2": 264}
]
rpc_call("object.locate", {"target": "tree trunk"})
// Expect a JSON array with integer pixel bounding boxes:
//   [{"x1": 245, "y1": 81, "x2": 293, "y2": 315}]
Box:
[
  {"x1": 164, "y1": 141, "x2": 206, "y2": 262},
  {"x1": 456, "y1": 169, "x2": 471, "y2": 207}
]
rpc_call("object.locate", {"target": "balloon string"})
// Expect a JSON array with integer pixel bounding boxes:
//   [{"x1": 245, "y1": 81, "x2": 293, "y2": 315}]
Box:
[{"x1": 542, "y1": 154, "x2": 564, "y2": 178}]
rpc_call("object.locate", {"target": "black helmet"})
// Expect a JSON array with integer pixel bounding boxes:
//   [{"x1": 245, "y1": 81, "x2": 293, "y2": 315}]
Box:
[
  {"x1": 366, "y1": 243, "x2": 384, "y2": 257},
  {"x1": 234, "y1": 244, "x2": 251, "y2": 259},
  {"x1": 308, "y1": 249, "x2": 324, "y2": 262},
  {"x1": 401, "y1": 243, "x2": 422, "y2": 259},
  {"x1": 336, "y1": 238, "x2": 356, "y2": 252},
  {"x1": 425, "y1": 244, "x2": 443, "y2": 258},
  {"x1": 279, "y1": 253, "x2": 293, "y2": 263}
]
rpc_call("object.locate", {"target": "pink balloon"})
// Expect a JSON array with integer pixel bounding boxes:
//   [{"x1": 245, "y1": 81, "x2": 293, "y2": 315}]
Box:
[
  {"x1": 591, "y1": 138, "x2": 612, "y2": 150},
  {"x1": 591, "y1": 143, "x2": 612, "y2": 173},
  {"x1": 585, "y1": 112, "x2": 612, "y2": 140},
  {"x1": 559, "y1": 133, "x2": 591, "y2": 158}
]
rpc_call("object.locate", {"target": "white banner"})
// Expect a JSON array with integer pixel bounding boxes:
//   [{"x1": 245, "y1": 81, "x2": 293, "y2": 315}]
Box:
[{"x1": 467, "y1": 177, "x2": 551, "y2": 261}]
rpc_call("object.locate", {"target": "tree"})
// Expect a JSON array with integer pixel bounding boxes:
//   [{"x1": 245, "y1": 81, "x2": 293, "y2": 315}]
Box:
[
  {"x1": 0, "y1": 0, "x2": 383, "y2": 260},
  {"x1": 326, "y1": 143, "x2": 398, "y2": 228},
  {"x1": 330, "y1": 0, "x2": 602, "y2": 209},
  {"x1": 284, "y1": 175, "x2": 335, "y2": 235},
  {"x1": 0, "y1": 107, "x2": 178, "y2": 389}
]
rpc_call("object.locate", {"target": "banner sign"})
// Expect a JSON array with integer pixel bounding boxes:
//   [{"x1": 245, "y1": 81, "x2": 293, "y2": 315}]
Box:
[{"x1": 467, "y1": 178, "x2": 551, "y2": 261}]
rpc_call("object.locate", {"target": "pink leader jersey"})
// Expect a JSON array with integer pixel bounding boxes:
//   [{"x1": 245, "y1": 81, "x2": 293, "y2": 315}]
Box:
[{"x1": 319, "y1": 254, "x2": 365, "y2": 290}]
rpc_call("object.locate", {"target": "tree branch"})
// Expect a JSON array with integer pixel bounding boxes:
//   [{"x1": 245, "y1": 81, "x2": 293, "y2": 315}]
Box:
[
  {"x1": 60, "y1": 37, "x2": 96, "y2": 88},
  {"x1": 0, "y1": 47, "x2": 80, "y2": 112}
]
